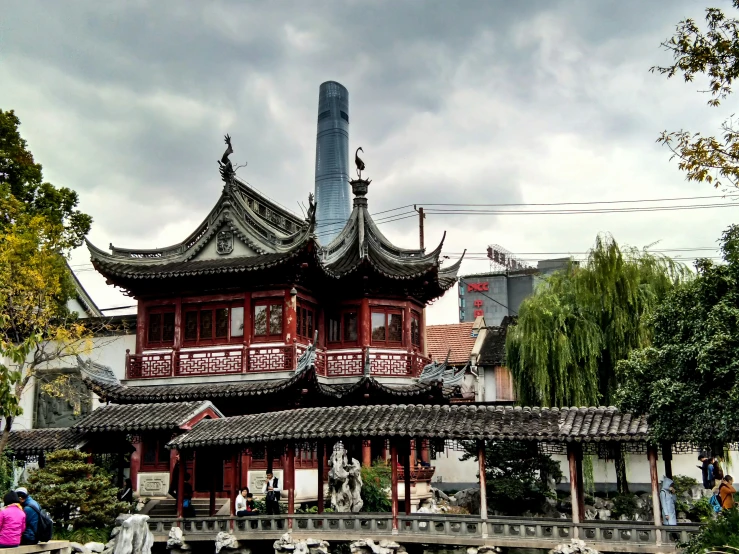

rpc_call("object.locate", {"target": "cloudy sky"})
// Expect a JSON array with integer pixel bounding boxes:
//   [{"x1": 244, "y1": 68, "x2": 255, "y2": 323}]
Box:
[{"x1": 2, "y1": 0, "x2": 737, "y2": 324}]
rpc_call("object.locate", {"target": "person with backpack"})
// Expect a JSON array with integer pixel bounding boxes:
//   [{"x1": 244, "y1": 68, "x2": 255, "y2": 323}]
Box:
[
  {"x1": 718, "y1": 475, "x2": 736, "y2": 510},
  {"x1": 659, "y1": 477, "x2": 677, "y2": 526},
  {"x1": 15, "y1": 488, "x2": 40, "y2": 545},
  {"x1": 261, "y1": 472, "x2": 281, "y2": 515}
]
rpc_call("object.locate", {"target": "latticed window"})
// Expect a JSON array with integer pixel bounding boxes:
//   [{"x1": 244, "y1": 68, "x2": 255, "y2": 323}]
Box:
[
  {"x1": 142, "y1": 437, "x2": 170, "y2": 471},
  {"x1": 371, "y1": 309, "x2": 403, "y2": 346},
  {"x1": 146, "y1": 308, "x2": 175, "y2": 347},
  {"x1": 254, "y1": 301, "x2": 283, "y2": 340},
  {"x1": 183, "y1": 303, "x2": 244, "y2": 345}
]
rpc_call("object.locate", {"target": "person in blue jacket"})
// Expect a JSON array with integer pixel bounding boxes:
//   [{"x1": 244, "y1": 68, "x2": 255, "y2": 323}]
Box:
[{"x1": 15, "y1": 488, "x2": 40, "y2": 545}]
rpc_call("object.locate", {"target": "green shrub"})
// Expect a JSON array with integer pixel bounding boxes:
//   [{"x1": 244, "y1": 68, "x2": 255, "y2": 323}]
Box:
[
  {"x1": 53, "y1": 526, "x2": 111, "y2": 543},
  {"x1": 681, "y1": 508, "x2": 739, "y2": 554},
  {"x1": 360, "y1": 460, "x2": 392, "y2": 513},
  {"x1": 611, "y1": 494, "x2": 638, "y2": 519},
  {"x1": 671, "y1": 474, "x2": 698, "y2": 497},
  {"x1": 26, "y1": 449, "x2": 129, "y2": 529},
  {"x1": 687, "y1": 496, "x2": 714, "y2": 523}
]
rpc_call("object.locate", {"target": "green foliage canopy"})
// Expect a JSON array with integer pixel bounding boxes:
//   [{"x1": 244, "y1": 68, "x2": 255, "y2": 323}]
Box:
[
  {"x1": 0, "y1": 110, "x2": 91, "y2": 248},
  {"x1": 506, "y1": 234, "x2": 688, "y2": 407},
  {"x1": 26, "y1": 449, "x2": 129, "y2": 529},
  {"x1": 616, "y1": 225, "x2": 739, "y2": 448},
  {"x1": 461, "y1": 441, "x2": 562, "y2": 516},
  {"x1": 360, "y1": 460, "x2": 392, "y2": 513},
  {"x1": 653, "y1": 1, "x2": 739, "y2": 189}
]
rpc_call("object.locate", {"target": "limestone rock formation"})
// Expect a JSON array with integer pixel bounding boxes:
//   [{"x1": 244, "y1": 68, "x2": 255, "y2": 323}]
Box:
[
  {"x1": 85, "y1": 543, "x2": 105, "y2": 553},
  {"x1": 273, "y1": 533, "x2": 329, "y2": 554},
  {"x1": 101, "y1": 514, "x2": 154, "y2": 554},
  {"x1": 349, "y1": 539, "x2": 405, "y2": 554},
  {"x1": 215, "y1": 532, "x2": 244, "y2": 554},
  {"x1": 328, "y1": 443, "x2": 363, "y2": 513}
]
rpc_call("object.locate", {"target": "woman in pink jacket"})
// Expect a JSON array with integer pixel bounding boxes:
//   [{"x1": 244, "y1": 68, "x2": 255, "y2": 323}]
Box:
[{"x1": 0, "y1": 491, "x2": 26, "y2": 548}]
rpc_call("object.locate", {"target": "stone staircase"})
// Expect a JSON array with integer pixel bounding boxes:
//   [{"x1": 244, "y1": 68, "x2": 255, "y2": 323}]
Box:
[{"x1": 143, "y1": 497, "x2": 229, "y2": 517}]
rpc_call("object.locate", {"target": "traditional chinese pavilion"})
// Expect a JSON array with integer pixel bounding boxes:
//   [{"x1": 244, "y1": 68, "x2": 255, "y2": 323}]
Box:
[{"x1": 78, "y1": 139, "x2": 465, "y2": 505}]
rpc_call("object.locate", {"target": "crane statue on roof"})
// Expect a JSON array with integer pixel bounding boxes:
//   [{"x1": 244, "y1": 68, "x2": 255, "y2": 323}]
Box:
[{"x1": 355, "y1": 147, "x2": 366, "y2": 180}]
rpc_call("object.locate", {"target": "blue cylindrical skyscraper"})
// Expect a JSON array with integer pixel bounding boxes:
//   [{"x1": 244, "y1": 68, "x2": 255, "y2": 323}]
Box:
[{"x1": 315, "y1": 81, "x2": 350, "y2": 243}]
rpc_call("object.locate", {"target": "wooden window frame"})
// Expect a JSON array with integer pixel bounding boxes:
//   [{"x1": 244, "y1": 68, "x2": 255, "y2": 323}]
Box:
[
  {"x1": 141, "y1": 437, "x2": 170, "y2": 472},
  {"x1": 182, "y1": 302, "x2": 243, "y2": 347},
  {"x1": 326, "y1": 307, "x2": 359, "y2": 347},
  {"x1": 411, "y1": 310, "x2": 422, "y2": 349},
  {"x1": 297, "y1": 301, "x2": 317, "y2": 343},
  {"x1": 252, "y1": 299, "x2": 284, "y2": 342},
  {"x1": 146, "y1": 307, "x2": 176, "y2": 348},
  {"x1": 370, "y1": 307, "x2": 404, "y2": 347}
]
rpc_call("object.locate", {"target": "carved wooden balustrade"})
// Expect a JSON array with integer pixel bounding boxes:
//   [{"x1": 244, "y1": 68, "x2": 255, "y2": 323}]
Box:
[
  {"x1": 126, "y1": 347, "x2": 430, "y2": 379},
  {"x1": 397, "y1": 466, "x2": 436, "y2": 483}
]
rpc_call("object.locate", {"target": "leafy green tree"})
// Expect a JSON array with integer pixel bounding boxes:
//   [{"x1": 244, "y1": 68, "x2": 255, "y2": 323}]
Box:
[
  {"x1": 506, "y1": 234, "x2": 688, "y2": 408},
  {"x1": 0, "y1": 110, "x2": 91, "y2": 248},
  {"x1": 681, "y1": 508, "x2": 739, "y2": 553},
  {"x1": 360, "y1": 460, "x2": 392, "y2": 513},
  {"x1": 652, "y1": 1, "x2": 739, "y2": 189},
  {"x1": 616, "y1": 225, "x2": 739, "y2": 450},
  {"x1": 26, "y1": 449, "x2": 129, "y2": 529},
  {"x1": 461, "y1": 441, "x2": 562, "y2": 516}
]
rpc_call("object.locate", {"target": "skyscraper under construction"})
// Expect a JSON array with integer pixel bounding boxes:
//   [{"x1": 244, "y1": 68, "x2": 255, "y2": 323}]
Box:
[{"x1": 314, "y1": 81, "x2": 350, "y2": 243}]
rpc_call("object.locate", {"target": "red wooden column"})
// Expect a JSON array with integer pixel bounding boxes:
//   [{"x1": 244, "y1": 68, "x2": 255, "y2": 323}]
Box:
[
  {"x1": 177, "y1": 451, "x2": 186, "y2": 520},
  {"x1": 230, "y1": 453, "x2": 238, "y2": 517},
  {"x1": 402, "y1": 302, "x2": 412, "y2": 352},
  {"x1": 285, "y1": 443, "x2": 296, "y2": 529},
  {"x1": 648, "y1": 445, "x2": 662, "y2": 529},
  {"x1": 209, "y1": 459, "x2": 217, "y2": 516},
  {"x1": 403, "y1": 440, "x2": 412, "y2": 515},
  {"x1": 410, "y1": 440, "x2": 417, "y2": 467},
  {"x1": 478, "y1": 440, "x2": 488, "y2": 521},
  {"x1": 241, "y1": 451, "x2": 251, "y2": 492},
  {"x1": 359, "y1": 298, "x2": 371, "y2": 348},
  {"x1": 567, "y1": 443, "x2": 582, "y2": 525},
  {"x1": 390, "y1": 440, "x2": 399, "y2": 531},
  {"x1": 421, "y1": 440, "x2": 430, "y2": 465},
  {"x1": 362, "y1": 440, "x2": 372, "y2": 467},
  {"x1": 135, "y1": 303, "x2": 146, "y2": 356},
  {"x1": 130, "y1": 441, "x2": 142, "y2": 495},
  {"x1": 285, "y1": 288, "x2": 298, "y2": 347},
  {"x1": 317, "y1": 441, "x2": 325, "y2": 514}
]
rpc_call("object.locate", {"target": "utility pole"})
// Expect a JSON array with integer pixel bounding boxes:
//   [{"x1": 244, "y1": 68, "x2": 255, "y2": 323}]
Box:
[{"x1": 414, "y1": 205, "x2": 425, "y2": 250}]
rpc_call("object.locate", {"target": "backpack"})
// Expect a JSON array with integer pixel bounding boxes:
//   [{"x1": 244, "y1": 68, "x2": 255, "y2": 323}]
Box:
[
  {"x1": 29, "y1": 504, "x2": 53, "y2": 543},
  {"x1": 709, "y1": 492, "x2": 722, "y2": 513}
]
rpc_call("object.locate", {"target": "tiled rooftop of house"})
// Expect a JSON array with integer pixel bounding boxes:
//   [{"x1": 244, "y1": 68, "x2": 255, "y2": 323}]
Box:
[{"x1": 426, "y1": 321, "x2": 478, "y2": 365}]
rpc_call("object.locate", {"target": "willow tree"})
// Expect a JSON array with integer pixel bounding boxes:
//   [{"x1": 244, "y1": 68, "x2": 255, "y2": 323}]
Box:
[
  {"x1": 507, "y1": 235, "x2": 689, "y2": 407},
  {"x1": 505, "y1": 235, "x2": 689, "y2": 492}
]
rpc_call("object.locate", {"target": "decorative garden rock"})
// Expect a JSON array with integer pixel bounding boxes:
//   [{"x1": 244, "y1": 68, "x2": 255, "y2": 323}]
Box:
[
  {"x1": 215, "y1": 532, "x2": 242, "y2": 553},
  {"x1": 328, "y1": 442, "x2": 363, "y2": 513},
  {"x1": 101, "y1": 514, "x2": 153, "y2": 554},
  {"x1": 273, "y1": 533, "x2": 329, "y2": 554},
  {"x1": 549, "y1": 539, "x2": 600, "y2": 554},
  {"x1": 349, "y1": 539, "x2": 405, "y2": 554}
]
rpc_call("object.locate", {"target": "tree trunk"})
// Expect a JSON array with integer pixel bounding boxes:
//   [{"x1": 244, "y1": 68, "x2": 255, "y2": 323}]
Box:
[
  {"x1": 615, "y1": 446, "x2": 629, "y2": 495},
  {"x1": 0, "y1": 416, "x2": 14, "y2": 455}
]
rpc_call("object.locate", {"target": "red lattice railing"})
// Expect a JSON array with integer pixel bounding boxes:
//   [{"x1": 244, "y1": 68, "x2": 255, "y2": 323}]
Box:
[
  {"x1": 247, "y1": 344, "x2": 295, "y2": 372},
  {"x1": 176, "y1": 348, "x2": 243, "y2": 376},
  {"x1": 325, "y1": 350, "x2": 365, "y2": 377},
  {"x1": 126, "y1": 351, "x2": 174, "y2": 379}
]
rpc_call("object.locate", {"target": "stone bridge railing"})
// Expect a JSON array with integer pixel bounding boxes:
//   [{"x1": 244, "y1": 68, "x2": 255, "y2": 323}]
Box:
[{"x1": 146, "y1": 514, "x2": 701, "y2": 553}]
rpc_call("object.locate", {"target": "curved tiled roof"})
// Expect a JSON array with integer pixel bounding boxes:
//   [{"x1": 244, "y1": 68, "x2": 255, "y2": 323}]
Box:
[
  {"x1": 167, "y1": 404, "x2": 650, "y2": 449},
  {"x1": 7, "y1": 428, "x2": 87, "y2": 456},
  {"x1": 73, "y1": 401, "x2": 222, "y2": 432}
]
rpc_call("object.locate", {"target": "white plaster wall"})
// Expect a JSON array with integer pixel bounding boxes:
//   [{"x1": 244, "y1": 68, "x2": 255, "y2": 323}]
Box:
[
  {"x1": 431, "y1": 451, "x2": 478, "y2": 485},
  {"x1": 12, "y1": 333, "x2": 135, "y2": 432}
]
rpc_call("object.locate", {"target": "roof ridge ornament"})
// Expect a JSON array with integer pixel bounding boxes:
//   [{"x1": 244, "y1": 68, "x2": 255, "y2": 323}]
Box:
[
  {"x1": 350, "y1": 147, "x2": 371, "y2": 208},
  {"x1": 218, "y1": 134, "x2": 247, "y2": 185}
]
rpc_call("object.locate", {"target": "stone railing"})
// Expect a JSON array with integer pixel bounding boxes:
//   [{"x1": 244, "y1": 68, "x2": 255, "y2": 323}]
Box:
[{"x1": 146, "y1": 514, "x2": 700, "y2": 552}]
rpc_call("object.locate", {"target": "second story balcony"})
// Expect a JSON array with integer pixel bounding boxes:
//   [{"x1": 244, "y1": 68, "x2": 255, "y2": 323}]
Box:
[{"x1": 126, "y1": 345, "x2": 431, "y2": 381}]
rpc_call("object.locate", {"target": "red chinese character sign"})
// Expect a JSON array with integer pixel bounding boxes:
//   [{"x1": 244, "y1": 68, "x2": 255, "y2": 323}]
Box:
[
  {"x1": 473, "y1": 300, "x2": 483, "y2": 307},
  {"x1": 467, "y1": 282, "x2": 489, "y2": 292},
  {"x1": 474, "y1": 310, "x2": 484, "y2": 317}
]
